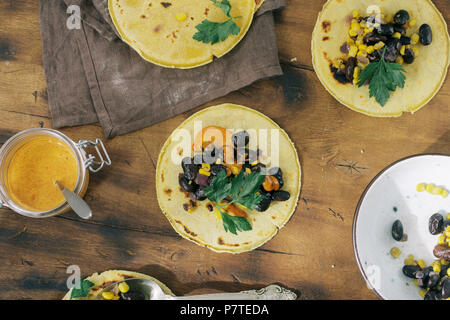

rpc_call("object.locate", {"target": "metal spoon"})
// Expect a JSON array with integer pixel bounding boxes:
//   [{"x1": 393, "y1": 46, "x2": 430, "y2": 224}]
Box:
[
  {"x1": 55, "y1": 181, "x2": 92, "y2": 220},
  {"x1": 98, "y1": 279, "x2": 297, "y2": 300}
]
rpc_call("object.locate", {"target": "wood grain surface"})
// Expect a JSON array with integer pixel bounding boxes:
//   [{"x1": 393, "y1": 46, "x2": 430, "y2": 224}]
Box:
[{"x1": 0, "y1": 0, "x2": 449, "y2": 300}]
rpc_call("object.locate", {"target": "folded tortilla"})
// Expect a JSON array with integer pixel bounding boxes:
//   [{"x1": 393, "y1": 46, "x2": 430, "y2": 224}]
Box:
[
  {"x1": 156, "y1": 104, "x2": 302, "y2": 254},
  {"x1": 63, "y1": 270, "x2": 173, "y2": 300},
  {"x1": 312, "y1": 0, "x2": 450, "y2": 117},
  {"x1": 109, "y1": 0, "x2": 256, "y2": 68}
]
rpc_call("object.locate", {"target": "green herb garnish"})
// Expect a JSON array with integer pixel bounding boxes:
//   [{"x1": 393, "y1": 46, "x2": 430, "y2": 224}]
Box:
[
  {"x1": 358, "y1": 47, "x2": 406, "y2": 106},
  {"x1": 204, "y1": 169, "x2": 265, "y2": 235},
  {"x1": 193, "y1": 0, "x2": 241, "y2": 45},
  {"x1": 70, "y1": 279, "x2": 95, "y2": 300}
]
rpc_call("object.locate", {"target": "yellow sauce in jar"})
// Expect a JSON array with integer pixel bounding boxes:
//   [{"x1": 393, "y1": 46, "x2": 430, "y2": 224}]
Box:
[{"x1": 6, "y1": 136, "x2": 78, "y2": 212}]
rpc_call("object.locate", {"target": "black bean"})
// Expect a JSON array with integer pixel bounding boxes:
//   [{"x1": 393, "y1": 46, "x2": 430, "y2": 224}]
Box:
[
  {"x1": 232, "y1": 131, "x2": 250, "y2": 148},
  {"x1": 440, "y1": 265, "x2": 450, "y2": 278},
  {"x1": 391, "y1": 220, "x2": 404, "y2": 241},
  {"x1": 429, "y1": 213, "x2": 444, "y2": 235},
  {"x1": 441, "y1": 279, "x2": 450, "y2": 299},
  {"x1": 393, "y1": 24, "x2": 406, "y2": 35},
  {"x1": 251, "y1": 162, "x2": 266, "y2": 174},
  {"x1": 255, "y1": 193, "x2": 272, "y2": 212},
  {"x1": 419, "y1": 24, "x2": 432, "y2": 45},
  {"x1": 179, "y1": 175, "x2": 195, "y2": 192},
  {"x1": 375, "y1": 24, "x2": 394, "y2": 37},
  {"x1": 402, "y1": 265, "x2": 421, "y2": 278},
  {"x1": 433, "y1": 245, "x2": 450, "y2": 260},
  {"x1": 426, "y1": 272, "x2": 441, "y2": 288},
  {"x1": 363, "y1": 33, "x2": 387, "y2": 45},
  {"x1": 195, "y1": 174, "x2": 209, "y2": 187},
  {"x1": 210, "y1": 164, "x2": 226, "y2": 176},
  {"x1": 272, "y1": 190, "x2": 290, "y2": 201},
  {"x1": 385, "y1": 38, "x2": 401, "y2": 63},
  {"x1": 394, "y1": 10, "x2": 410, "y2": 26},
  {"x1": 399, "y1": 36, "x2": 411, "y2": 45},
  {"x1": 424, "y1": 290, "x2": 441, "y2": 300},
  {"x1": 403, "y1": 48, "x2": 415, "y2": 64},
  {"x1": 194, "y1": 187, "x2": 207, "y2": 201},
  {"x1": 345, "y1": 57, "x2": 357, "y2": 82}
]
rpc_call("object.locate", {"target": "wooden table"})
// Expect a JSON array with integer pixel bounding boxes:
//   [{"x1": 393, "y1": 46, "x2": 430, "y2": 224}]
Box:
[{"x1": 0, "y1": 0, "x2": 448, "y2": 300}]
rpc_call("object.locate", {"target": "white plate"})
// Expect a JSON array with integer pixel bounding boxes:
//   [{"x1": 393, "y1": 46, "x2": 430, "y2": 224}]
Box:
[{"x1": 353, "y1": 154, "x2": 450, "y2": 300}]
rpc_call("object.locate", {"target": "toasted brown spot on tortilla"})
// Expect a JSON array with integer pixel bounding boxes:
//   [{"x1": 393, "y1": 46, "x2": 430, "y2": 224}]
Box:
[
  {"x1": 161, "y1": 172, "x2": 164, "y2": 182},
  {"x1": 164, "y1": 188, "x2": 172, "y2": 195},
  {"x1": 183, "y1": 203, "x2": 189, "y2": 211},
  {"x1": 206, "y1": 203, "x2": 214, "y2": 211},
  {"x1": 323, "y1": 36, "x2": 330, "y2": 41},
  {"x1": 174, "y1": 219, "x2": 197, "y2": 237},
  {"x1": 154, "y1": 24, "x2": 162, "y2": 32},
  {"x1": 161, "y1": 2, "x2": 172, "y2": 8},
  {"x1": 177, "y1": 147, "x2": 183, "y2": 156},
  {"x1": 141, "y1": 14, "x2": 147, "y2": 19},
  {"x1": 217, "y1": 237, "x2": 250, "y2": 247},
  {"x1": 205, "y1": 8, "x2": 209, "y2": 16},
  {"x1": 322, "y1": 20, "x2": 331, "y2": 33}
]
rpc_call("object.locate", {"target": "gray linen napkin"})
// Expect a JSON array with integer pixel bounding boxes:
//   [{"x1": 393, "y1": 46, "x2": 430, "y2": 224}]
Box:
[{"x1": 39, "y1": 0, "x2": 286, "y2": 138}]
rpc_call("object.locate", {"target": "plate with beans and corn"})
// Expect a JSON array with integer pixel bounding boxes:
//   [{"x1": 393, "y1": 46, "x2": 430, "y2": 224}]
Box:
[{"x1": 353, "y1": 154, "x2": 450, "y2": 300}]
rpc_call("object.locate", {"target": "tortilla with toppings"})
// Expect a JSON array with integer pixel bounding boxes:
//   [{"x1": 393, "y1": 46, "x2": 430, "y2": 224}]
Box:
[
  {"x1": 63, "y1": 270, "x2": 173, "y2": 300},
  {"x1": 109, "y1": 0, "x2": 256, "y2": 68},
  {"x1": 312, "y1": 0, "x2": 450, "y2": 117},
  {"x1": 156, "y1": 104, "x2": 301, "y2": 254}
]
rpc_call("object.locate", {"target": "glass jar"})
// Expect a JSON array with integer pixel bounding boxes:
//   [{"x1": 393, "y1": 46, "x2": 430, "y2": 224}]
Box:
[{"x1": 0, "y1": 128, "x2": 111, "y2": 218}]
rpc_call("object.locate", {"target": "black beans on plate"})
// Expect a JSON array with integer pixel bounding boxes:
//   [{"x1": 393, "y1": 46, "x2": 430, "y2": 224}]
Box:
[
  {"x1": 419, "y1": 24, "x2": 433, "y2": 46},
  {"x1": 429, "y1": 213, "x2": 444, "y2": 235},
  {"x1": 391, "y1": 220, "x2": 404, "y2": 241},
  {"x1": 394, "y1": 10, "x2": 410, "y2": 26}
]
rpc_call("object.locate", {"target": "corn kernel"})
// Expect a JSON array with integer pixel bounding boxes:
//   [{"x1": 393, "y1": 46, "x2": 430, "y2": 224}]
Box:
[
  {"x1": 374, "y1": 41, "x2": 385, "y2": 50},
  {"x1": 426, "y1": 184, "x2": 435, "y2": 193},
  {"x1": 417, "y1": 259, "x2": 427, "y2": 269},
  {"x1": 349, "y1": 29, "x2": 358, "y2": 37},
  {"x1": 409, "y1": 19, "x2": 417, "y2": 27},
  {"x1": 199, "y1": 168, "x2": 211, "y2": 176},
  {"x1": 433, "y1": 264, "x2": 441, "y2": 273},
  {"x1": 400, "y1": 45, "x2": 406, "y2": 56},
  {"x1": 245, "y1": 168, "x2": 252, "y2": 174},
  {"x1": 118, "y1": 282, "x2": 130, "y2": 293},
  {"x1": 366, "y1": 46, "x2": 375, "y2": 54},
  {"x1": 446, "y1": 213, "x2": 450, "y2": 220},
  {"x1": 102, "y1": 291, "x2": 115, "y2": 300},
  {"x1": 441, "y1": 259, "x2": 450, "y2": 266},
  {"x1": 112, "y1": 295, "x2": 120, "y2": 300},
  {"x1": 396, "y1": 56, "x2": 404, "y2": 65},
  {"x1": 251, "y1": 160, "x2": 259, "y2": 166},
  {"x1": 442, "y1": 189, "x2": 449, "y2": 198},
  {"x1": 438, "y1": 234, "x2": 445, "y2": 245},
  {"x1": 404, "y1": 258, "x2": 416, "y2": 266},
  {"x1": 352, "y1": 10, "x2": 359, "y2": 18},
  {"x1": 348, "y1": 45, "x2": 358, "y2": 57},
  {"x1": 390, "y1": 247, "x2": 401, "y2": 259},
  {"x1": 201, "y1": 163, "x2": 211, "y2": 171},
  {"x1": 419, "y1": 289, "x2": 427, "y2": 298},
  {"x1": 385, "y1": 14, "x2": 393, "y2": 23},
  {"x1": 358, "y1": 44, "x2": 368, "y2": 52},
  {"x1": 411, "y1": 33, "x2": 420, "y2": 45},
  {"x1": 214, "y1": 210, "x2": 222, "y2": 220},
  {"x1": 448, "y1": 268, "x2": 450, "y2": 277},
  {"x1": 413, "y1": 279, "x2": 419, "y2": 286},
  {"x1": 176, "y1": 13, "x2": 187, "y2": 21},
  {"x1": 355, "y1": 39, "x2": 363, "y2": 46},
  {"x1": 231, "y1": 166, "x2": 240, "y2": 175},
  {"x1": 416, "y1": 183, "x2": 426, "y2": 192},
  {"x1": 393, "y1": 32, "x2": 402, "y2": 39},
  {"x1": 215, "y1": 158, "x2": 222, "y2": 164},
  {"x1": 431, "y1": 187, "x2": 442, "y2": 195},
  {"x1": 347, "y1": 38, "x2": 355, "y2": 46}
]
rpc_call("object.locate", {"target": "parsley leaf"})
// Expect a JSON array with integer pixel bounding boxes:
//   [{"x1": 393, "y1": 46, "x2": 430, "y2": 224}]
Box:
[
  {"x1": 193, "y1": 0, "x2": 241, "y2": 45},
  {"x1": 221, "y1": 211, "x2": 252, "y2": 235},
  {"x1": 204, "y1": 169, "x2": 266, "y2": 235},
  {"x1": 358, "y1": 47, "x2": 406, "y2": 106},
  {"x1": 70, "y1": 279, "x2": 95, "y2": 300}
]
